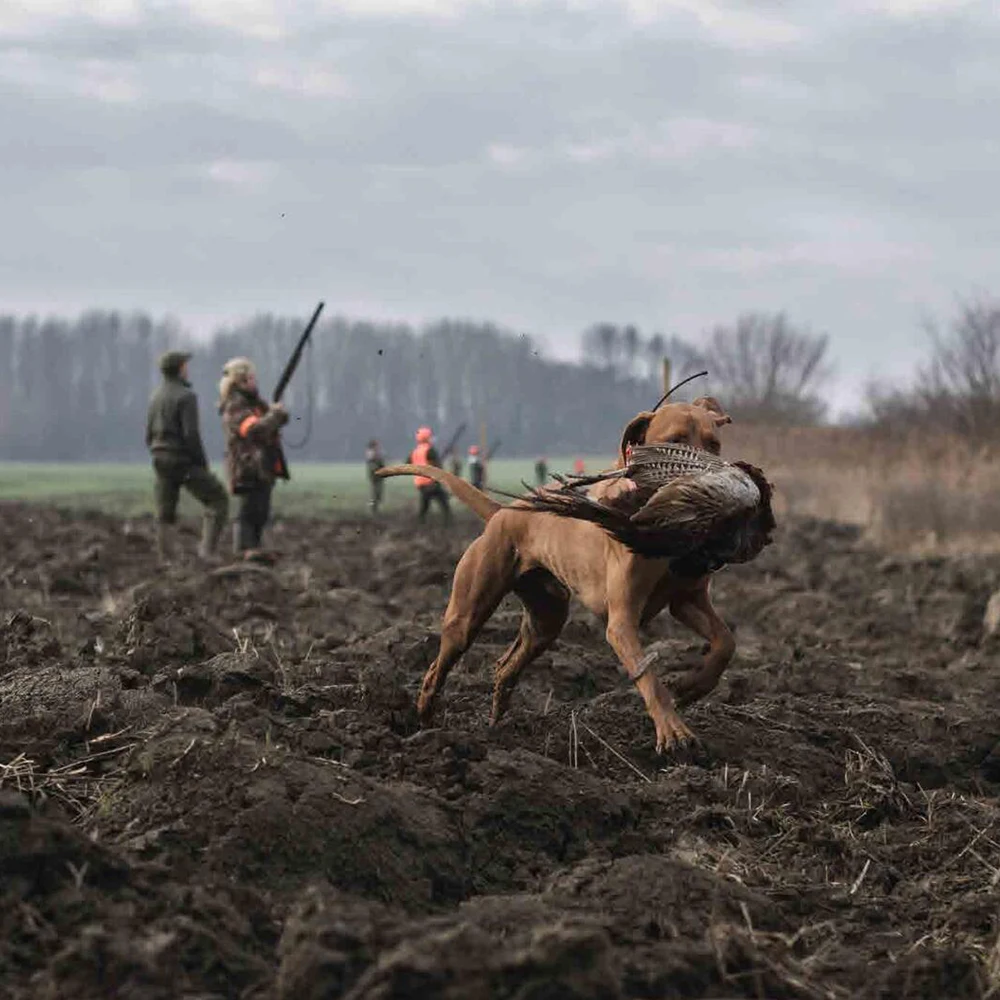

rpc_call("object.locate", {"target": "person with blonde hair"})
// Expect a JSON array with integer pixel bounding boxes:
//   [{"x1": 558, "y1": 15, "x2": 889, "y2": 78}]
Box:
[{"x1": 218, "y1": 357, "x2": 289, "y2": 560}]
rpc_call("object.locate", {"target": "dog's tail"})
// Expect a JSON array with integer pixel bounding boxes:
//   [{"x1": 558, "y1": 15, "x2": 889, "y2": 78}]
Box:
[{"x1": 375, "y1": 465, "x2": 502, "y2": 521}]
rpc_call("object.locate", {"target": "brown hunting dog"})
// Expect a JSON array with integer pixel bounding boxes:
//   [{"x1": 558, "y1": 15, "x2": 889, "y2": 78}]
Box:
[{"x1": 377, "y1": 397, "x2": 738, "y2": 753}]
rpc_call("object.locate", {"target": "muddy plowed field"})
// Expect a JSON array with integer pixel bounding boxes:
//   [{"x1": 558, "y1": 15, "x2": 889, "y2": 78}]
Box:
[{"x1": 3, "y1": 503, "x2": 1000, "y2": 998}]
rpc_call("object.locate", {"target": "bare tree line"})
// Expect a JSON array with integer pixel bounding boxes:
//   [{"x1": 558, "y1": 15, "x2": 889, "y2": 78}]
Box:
[
  {"x1": 2, "y1": 296, "x2": 993, "y2": 462},
  {"x1": 0, "y1": 312, "x2": 664, "y2": 462},
  {"x1": 864, "y1": 294, "x2": 1000, "y2": 441},
  {"x1": 583, "y1": 294, "x2": 1000, "y2": 441},
  {"x1": 0, "y1": 308, "x2": 835, "y2": 463},
  {"x1": 579, "y1": 313, "x2": 832, "y2": 424}
]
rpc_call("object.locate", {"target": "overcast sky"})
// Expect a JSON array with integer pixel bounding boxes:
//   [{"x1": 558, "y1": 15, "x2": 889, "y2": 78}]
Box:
[{"x1": 2, "y1": 0, "x2": 998, "y2": 415}]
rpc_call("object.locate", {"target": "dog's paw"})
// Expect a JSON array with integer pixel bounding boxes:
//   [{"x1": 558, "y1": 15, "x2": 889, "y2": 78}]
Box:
[{"x1": 653, "y1": 715, "x2": 697, "y2": 756}]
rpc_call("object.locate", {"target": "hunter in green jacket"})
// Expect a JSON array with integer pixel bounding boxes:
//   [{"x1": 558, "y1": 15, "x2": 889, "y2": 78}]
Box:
[{"x1": 145, "y1": 350, "x2": 228, "y2": 563}]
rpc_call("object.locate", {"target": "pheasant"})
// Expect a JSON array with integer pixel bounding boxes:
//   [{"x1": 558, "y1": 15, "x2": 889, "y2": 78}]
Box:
[{"x1": 515, "y1": 442, "x2": 776, "y2": 576}]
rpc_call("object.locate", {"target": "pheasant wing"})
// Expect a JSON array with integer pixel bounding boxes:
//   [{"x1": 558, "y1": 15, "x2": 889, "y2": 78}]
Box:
[{"x1": 631, "y1": 466, "x2": 761, "y2": 530}]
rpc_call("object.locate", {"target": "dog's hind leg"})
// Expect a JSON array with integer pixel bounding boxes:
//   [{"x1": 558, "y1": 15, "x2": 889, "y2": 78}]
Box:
[
  {"x1": 667, "y1": 585, "x2": 735, "y2": 708},
  {"x1": 490, "y1": 570, "x2": 570, "y2": 725},
  {"x1": 417, "y1": 532, "x2": 517, "y2": 723}
]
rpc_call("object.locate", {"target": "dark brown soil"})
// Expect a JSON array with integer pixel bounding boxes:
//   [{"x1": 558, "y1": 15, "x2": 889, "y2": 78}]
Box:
[{"x1": 3, "y1": 502, "x2": 1000, "y2": 998}]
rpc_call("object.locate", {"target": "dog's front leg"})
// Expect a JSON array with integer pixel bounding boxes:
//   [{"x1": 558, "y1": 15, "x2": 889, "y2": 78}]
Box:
[{"x1": 605, "y1": 608, "x2": 696, "y2": 753}]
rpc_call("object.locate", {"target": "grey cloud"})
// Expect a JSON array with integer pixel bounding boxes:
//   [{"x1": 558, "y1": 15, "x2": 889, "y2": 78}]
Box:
[
  {"x1": 0, "y1": 85, "x2": 305, "y2": 169},
  {"x1": 0, "y1": 9, "x2": 250, "y2": 61},
  {"x1": 0, "y1": 0, "x2": 998, "y2": 412}
]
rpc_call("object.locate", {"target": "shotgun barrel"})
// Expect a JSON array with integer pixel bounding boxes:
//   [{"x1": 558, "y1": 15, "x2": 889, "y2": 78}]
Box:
[
  {"x1": 273, "y1": 301, "x2": 325, "y2": 404},
  {"x1": 440, "y1": 422, "x2": 467, "y2": 459}
]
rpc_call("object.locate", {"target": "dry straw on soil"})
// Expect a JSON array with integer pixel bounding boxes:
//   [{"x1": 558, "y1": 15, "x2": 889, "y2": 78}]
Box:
[
  {"x1": 0, "y1": 729, "x2": 135, "y2": 823},
  {"x1": 730, "y1": 425, "x2": 1000, "y2": 554}
]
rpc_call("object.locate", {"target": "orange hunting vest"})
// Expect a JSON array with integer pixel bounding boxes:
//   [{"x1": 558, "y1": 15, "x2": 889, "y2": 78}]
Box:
[{"x1": 410, "y1": 443, "x2": 433, "y2": 488}]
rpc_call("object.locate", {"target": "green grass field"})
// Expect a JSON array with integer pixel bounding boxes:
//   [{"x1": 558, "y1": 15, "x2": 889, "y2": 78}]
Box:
[{"x1": 0, "y1": 458, "x2": 614, "y2": 518}]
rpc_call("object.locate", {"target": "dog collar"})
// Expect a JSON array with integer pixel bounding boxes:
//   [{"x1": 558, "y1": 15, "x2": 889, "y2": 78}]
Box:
[{"x1": 632, "y1": 649, "x2": 657, "y2": 681}]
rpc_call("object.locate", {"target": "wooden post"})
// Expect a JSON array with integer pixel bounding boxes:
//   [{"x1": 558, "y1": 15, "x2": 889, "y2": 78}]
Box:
[{"x1": 661, "y1": 357, "x2": 672, "y2": 398}]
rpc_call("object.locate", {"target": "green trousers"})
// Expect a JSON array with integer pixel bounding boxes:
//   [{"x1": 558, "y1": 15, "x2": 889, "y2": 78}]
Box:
[{"x1": 153, "y1": 456, "x2": 229, "y2": 526}]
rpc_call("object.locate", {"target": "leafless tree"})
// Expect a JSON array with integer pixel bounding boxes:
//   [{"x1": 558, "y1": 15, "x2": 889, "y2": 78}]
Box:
[
  {"x1": 699, "y1": 312, "x2": 832, "y2": 424},
  {"x1": 916, "y1": 295, "x2": 1000, "y2": 437},
  {"x1": 581, "y1": 322, "x2": 620, "y2": 371},
  {"x1": 864, "y1": 295, "x2": 1000, "y2": 440},
  {"x1": 643, "y1": 332, "x2": 666, "y2": 379},
  {"x1": 621, "y1": 324, "x2": 641, "y2": 377}
]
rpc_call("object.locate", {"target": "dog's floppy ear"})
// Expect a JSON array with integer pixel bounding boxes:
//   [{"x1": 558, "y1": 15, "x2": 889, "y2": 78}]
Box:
[
  {"x1": 619, "y1": 411, "x2": 653, "y2": 466},
  {"x1": 692, "y1": 396, "x2": 732, "y2": 427}
]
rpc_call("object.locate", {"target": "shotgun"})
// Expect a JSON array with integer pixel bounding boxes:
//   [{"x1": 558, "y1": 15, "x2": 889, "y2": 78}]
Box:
[
  {"x1": 273, "y1": 301, "x2": 325, "y2": 404},
  {"x1": 439, "y1": 422, "x2": 467, "y2": 459}
]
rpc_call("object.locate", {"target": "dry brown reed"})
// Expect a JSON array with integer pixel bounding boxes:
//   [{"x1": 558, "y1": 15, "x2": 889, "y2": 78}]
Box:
[{"x1": 729, "y1": 425, "x2": 1000, "y2": 554}]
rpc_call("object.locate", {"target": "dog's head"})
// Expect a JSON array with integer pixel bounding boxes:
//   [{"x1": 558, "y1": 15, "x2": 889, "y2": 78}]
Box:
[{"x1": 617, "y1": 396, "x2": 732, "y2": 466}]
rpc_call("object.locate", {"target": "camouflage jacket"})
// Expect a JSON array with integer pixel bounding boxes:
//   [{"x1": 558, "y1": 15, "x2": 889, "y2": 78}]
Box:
[
  {"x1": 146, "y1": 375, "x2": 208, "y2": 468},
  {"x1": 220, "y1": 389, "x2": 290, "y2": 494}
]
